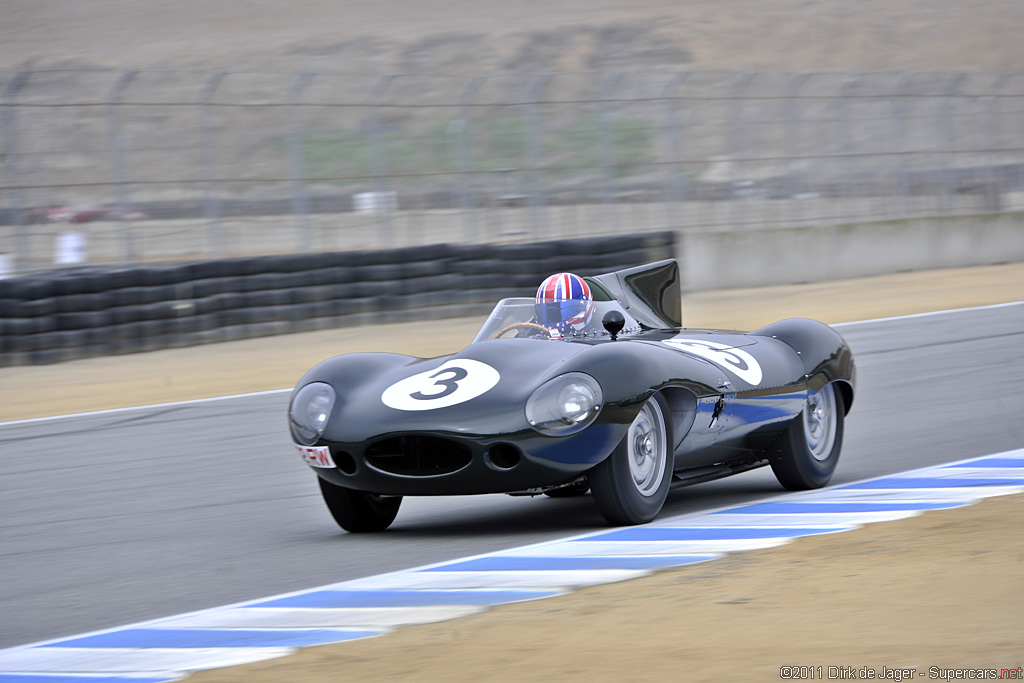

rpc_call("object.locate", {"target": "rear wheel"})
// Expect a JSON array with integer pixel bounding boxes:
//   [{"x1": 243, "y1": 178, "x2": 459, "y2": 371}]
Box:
[
  {"x1": 769, "y1": 383, "x2": 844, "y2": 490},
  {"x1": 318, "y1": 477, "x2": 402, "y2": 532},
  {"x1": 590, "y1": 393, "x2": 674, "y2": 525}
]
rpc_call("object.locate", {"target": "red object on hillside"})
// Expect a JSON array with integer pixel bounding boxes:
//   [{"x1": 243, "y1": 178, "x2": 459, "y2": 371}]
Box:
[{"x1": 19, "y1": 205, "x2": 147, "y2": 224}]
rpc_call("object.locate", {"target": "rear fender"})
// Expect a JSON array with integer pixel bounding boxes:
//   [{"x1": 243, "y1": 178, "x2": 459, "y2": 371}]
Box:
[{"x1": 750, "y1": 318, "x2": 856, "y2": 413}]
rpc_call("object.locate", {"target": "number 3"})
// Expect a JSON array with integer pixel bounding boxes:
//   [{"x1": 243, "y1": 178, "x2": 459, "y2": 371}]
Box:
[
  {"x1": 410, "y1": 367, "x2": 469, "y2": 401},
  {"x1": 382, "y1": 360, "x2": 501, "y2": 411},
  {"x1": 663, "y1": 338, "x2": 764, "y2": 385}
]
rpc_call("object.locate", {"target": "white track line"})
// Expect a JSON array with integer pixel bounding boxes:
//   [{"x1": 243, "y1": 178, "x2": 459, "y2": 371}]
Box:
[
  {"x1": 0, "y1": 388, "x2": 291, "y2": 427},
  {"x1": 830, "y1": 299, "x2": 1022, "y2": 328}
]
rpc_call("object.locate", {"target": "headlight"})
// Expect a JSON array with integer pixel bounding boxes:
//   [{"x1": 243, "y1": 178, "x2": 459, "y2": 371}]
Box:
[
  {"x1": 289, "y1": 382, "x2": 336, "y2": 445},
  {"x1": 526, "y1": 372, "x2": 603, "y2": 436}
]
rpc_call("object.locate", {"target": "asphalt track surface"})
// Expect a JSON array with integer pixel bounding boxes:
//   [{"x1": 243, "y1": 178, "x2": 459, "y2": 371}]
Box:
[{"x1": 2, "y1": 303, "x2": 1022, "y2": 649}]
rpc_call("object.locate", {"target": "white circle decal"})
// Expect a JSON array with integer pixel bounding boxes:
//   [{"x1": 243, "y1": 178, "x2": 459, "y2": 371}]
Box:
[
  {"x1": 662, "y1": 338, "x2": 763, "y2": 385},
  {"x1": 382, "y1": 359, "x2": 501, "y2": 411}
]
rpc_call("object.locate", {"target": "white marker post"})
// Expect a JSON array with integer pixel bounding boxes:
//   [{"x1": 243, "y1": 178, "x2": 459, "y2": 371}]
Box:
[{"x1": 55, "y1": 232, "x2": 87, "y2": 264}]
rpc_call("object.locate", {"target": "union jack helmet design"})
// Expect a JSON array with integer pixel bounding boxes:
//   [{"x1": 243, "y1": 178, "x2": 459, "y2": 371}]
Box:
[{"x1": 535, "y1": 272, "x2": 594, "y2": 334}]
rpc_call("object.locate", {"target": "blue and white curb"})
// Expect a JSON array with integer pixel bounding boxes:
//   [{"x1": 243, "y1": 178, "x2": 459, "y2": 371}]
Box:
[{"x1": 2, "y1": 449, "x2": 1022, "y2": 683}]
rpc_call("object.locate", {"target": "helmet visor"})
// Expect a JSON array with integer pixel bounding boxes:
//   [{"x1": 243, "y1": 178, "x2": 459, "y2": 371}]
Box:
[{"x1": 536, "y1": 297, "x2": 587, "y2": 327}]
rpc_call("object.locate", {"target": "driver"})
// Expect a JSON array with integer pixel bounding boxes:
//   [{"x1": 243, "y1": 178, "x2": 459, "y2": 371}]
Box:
[{"x1": 535, "y1": 272, "x2": 595, "y2": 338}]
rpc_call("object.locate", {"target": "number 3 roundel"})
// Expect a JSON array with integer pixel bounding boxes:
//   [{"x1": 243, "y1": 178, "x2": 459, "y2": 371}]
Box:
[{"x1": 381, "y1": 360, "x2": 501, "y2": 411}]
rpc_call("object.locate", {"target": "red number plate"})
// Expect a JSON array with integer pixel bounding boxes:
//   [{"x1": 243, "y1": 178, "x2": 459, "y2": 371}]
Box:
[{"x1": 295, "y1": 444, "x2": 336, "y2": 469}]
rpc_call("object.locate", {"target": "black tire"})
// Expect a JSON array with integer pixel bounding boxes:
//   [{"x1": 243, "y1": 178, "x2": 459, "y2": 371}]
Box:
[
  {"x1": 589, "y1": 393, "x2": 674, "y2": 526},
  {"x1": 57, "y1": 292, "x2": 112, "y2": 313},
  {"x1": 191, "y1": 278, "x2": 229, "y2": 298},
  {"x1": 769, "y1": 383, "x2": 845, "y2": 490},
  {"x1": 318, "y1": 477, "x2": 402, "y2": 533},
  {"x1": 8, "y1": 297, "x2": 57, "y2": 317},
  {"x1": 360, "y1": 264, "x2": 404, "y2": 282},
  {"x1": 308, "y1": 267, "x2": 344, "y2": 286},
  {"x1": 55, "y1": 310, "x2": 111, "y2": 330},
  {"x1": 111, "y1": 286, "x2": 162, "y2": 307}
]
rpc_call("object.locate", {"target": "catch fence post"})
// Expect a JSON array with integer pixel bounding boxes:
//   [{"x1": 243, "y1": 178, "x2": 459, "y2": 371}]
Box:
[
  {"x1": 834, "y1": 73, "x2": 862, "y2": 224},
  {"x1": 198, "y1": 70, "x2": 227, "y2": 258},
  {"x1": 662, "y1": 71, "x2": 690, "y2": 230},
  {"x1": 597, "y1": 71, "x2": 624, "y2": 234},
  {"x1": 727, "y1": 71, "x2": 758, "y2": 228},
  {"x1": 886, "y1": 72, "x2": 915, "y2": 219},
  {"x1": 979, "y1": 73, "x2": 1012, "y2": 213},
  {"x1": 286, "y1": 71, "x2": 314, "y2": 252},
  {"x1": 1016, "y1": 76, "x2": 1024, "y2": 212},
  {"x1": 781, "y1": 72, "x2": 810, "y2": 227},
  {"x1": 365, "y1": 75, "x2": 396, "y2": 249},
  {"x1": 525, "y1": 73, "x2": 553, "y2": 241},
  {"x1": 935, "y1": 73, "x2": 967, "y2": 215},
  {"x1": 107, "y1": 69, "x2": 138, "y2": 262},
  {"x1": 455, "y1": 75, "x2": 484, "y2": 243},
  {"x1": 1, "y1": 70, "x2": 30, "y2": 271}
]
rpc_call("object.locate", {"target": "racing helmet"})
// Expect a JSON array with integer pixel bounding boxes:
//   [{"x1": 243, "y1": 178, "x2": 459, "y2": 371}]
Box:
[{"x1": 535, "y1": 272, "x2": 594, "y2": 335}]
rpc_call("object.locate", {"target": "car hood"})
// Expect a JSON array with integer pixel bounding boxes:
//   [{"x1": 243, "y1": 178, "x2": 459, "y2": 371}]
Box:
[{"x1": 322, "y1": 338, "x2": 590, "y2": 443}]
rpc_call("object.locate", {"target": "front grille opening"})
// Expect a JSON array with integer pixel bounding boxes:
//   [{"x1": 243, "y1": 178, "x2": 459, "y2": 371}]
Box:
[{"x1": 365, "y1": 436, "x2": 472, "y2": 476}]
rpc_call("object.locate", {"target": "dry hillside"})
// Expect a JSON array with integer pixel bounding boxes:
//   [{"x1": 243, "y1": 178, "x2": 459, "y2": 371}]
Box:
[{"x1": 2, "y1": 0, "x2": 1022, "y2": 73}]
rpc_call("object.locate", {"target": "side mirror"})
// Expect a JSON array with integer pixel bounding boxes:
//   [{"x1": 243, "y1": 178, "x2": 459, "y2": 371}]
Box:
[{"x1": 602, "y1": 310, "x2": 626, "y2": 341}]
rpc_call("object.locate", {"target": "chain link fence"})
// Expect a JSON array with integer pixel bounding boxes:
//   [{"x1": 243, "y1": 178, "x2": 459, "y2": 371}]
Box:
[{"x1": 2, "y1": 68, "x2": 1022, "y2": 272}]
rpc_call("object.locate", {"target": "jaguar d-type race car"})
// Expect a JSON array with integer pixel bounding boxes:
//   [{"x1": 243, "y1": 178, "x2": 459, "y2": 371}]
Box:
[{"x1": 288, "y1": 260, "x2": 855, "y2": 531}]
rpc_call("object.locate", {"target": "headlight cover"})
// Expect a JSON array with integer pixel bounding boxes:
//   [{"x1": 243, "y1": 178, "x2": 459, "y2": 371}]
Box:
[
  {"x1": 289, "y1": 382, "x2": 336, "y2": 445},
  {"x1": 526, "y1": 372, "x2": 603, "y2": 436}
]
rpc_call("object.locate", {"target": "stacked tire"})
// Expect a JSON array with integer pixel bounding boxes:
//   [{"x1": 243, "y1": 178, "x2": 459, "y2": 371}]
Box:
[{"x1": 0, "y1": 231, "x2": 675, "y2": 366}]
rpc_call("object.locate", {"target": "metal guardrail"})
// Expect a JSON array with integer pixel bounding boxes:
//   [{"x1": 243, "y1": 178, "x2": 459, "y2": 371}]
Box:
[{"x1": 1, "y1": 69, "x2": 1022, "y2": 272}]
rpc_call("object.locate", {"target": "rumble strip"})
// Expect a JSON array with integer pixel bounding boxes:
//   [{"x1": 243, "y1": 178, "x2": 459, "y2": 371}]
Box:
[{"x1": 1, "y1": 450, "x2": 1022, "y2": 682}]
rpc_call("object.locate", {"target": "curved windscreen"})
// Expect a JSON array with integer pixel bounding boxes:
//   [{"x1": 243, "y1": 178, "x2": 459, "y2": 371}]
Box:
[{"x1": 473, "y1": 298, "x2": 641, "y2": 343}]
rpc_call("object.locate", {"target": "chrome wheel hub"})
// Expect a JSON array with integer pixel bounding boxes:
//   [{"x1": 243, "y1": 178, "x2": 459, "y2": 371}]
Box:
[
  {"x1": 628, "y1": 400, "x2": 667, "y2": 497},
  {"x1": 804, "y1": 384, "x2": 838, "y2": 462}
]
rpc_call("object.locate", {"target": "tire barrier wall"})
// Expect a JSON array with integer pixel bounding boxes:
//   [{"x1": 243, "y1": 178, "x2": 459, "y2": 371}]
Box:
[{"x1": 0, "y1": 232, "x2": 674, "y2": 366}]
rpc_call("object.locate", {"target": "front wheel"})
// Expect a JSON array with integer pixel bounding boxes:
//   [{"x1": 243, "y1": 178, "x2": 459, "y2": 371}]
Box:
[
  {"x1": 589, "y1": 393, "x2": 674, "y2": 525},
  {"x1": 769, "y1": 383, "x2": 845, "y2": 490},
  {"x1": 318, "y1": 477, "x2": 402, "y2": 532}
]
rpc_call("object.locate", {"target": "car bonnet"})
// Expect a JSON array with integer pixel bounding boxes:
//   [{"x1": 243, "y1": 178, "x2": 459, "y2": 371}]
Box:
[{"x1": 326, "y1": 338, "x2": 591, "y2": 442}]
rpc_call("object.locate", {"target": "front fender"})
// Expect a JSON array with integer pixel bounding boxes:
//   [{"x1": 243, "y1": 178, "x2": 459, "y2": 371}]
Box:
[{"x1": 296, "y1": 352, "x2": 419, "y2": 390}]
